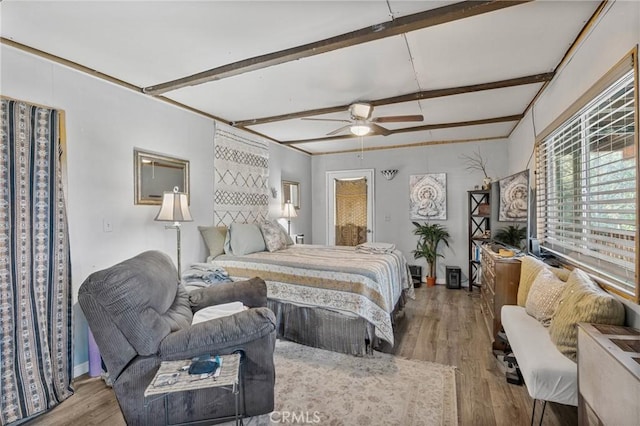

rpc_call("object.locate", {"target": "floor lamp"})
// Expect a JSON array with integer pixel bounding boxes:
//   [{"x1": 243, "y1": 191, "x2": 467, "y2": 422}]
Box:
[
  {"x1": 283, "y1": 200, "x2": 297, "y2": 235},
  {"x1": 155, "y1": 186, "x2": 193, "y2": 280}
]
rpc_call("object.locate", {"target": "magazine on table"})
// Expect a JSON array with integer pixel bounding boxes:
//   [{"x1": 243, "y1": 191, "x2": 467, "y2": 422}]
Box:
[{"x1": 153, "y1": 372, "x2": 180, "y2": 387}]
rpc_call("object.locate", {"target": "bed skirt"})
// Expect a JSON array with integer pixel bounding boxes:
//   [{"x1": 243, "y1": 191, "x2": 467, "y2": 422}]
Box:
[{"x1": 267, "y1": 291, "x2": 407, "y2": 356}]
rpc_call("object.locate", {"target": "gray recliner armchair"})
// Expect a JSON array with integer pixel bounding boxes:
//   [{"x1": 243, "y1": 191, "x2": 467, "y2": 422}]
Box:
[{"x1": 78, "y1": 250, "x2": 276, "y2": 425}]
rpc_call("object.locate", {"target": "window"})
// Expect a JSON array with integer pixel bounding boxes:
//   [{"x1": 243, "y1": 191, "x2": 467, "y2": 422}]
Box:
[{"x1": 536, "y1": 56, "x2": 638, "y2": 301}]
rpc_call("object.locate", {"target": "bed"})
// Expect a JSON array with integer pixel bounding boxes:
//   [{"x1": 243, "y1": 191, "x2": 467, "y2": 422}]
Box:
[{"x1": 206, "y1": 244, "x2": 414, "y2": 355}]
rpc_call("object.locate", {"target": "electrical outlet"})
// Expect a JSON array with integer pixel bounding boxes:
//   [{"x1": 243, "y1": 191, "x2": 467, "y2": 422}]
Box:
[
  {"x1": 384, "y1": 215, "x2": 391, "y2": 222},
  {"x1": 103, "y1": 219, "x2": 113, "y2": 233}
]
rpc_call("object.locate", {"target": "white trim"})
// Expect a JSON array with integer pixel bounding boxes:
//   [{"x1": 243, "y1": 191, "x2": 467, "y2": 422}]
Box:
[
  {"x1": 326, "y1": 169, "x2": 375, "y2": 245},
  {"x1": 74, "y1": 361, "x2": 89, "y2": 378}
]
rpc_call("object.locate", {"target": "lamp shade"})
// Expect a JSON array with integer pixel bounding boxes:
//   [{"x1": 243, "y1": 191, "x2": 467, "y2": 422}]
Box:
[
  {"x1": 282, "y1": 201, "x2": 297, "y2": 219},
  {"x1": 155, "y1": 187, "x2": 193, "y2": 222}
]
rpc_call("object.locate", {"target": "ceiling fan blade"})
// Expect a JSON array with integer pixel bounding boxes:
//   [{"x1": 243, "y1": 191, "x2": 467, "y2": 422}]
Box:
[
  {"x1": 369, "y1": 123, "x2": 392, "y2": 136},
  {"x1": 327, "y1": 125, "x2": 352, "y2": 136},
  {"x1": 372, "y1": 115, "x2": 424, "y2": 123},
  {"x1": 302, "y1": 118, "x2": 351, "y2": 123}
]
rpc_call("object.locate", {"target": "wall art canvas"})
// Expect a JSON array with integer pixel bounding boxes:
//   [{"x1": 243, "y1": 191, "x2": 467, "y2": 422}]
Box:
[
  {"x1": 410, "y1": 173, "x2": 447, "y2": 220},
  {"x1": 498, "y1": 170, "x2": 529, "y2": 222}
]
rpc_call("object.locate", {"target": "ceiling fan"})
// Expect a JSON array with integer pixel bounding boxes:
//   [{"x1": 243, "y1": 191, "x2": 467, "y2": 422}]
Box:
[{"x1": 302, "y1": 103, "x2": 424, "y2": 137}]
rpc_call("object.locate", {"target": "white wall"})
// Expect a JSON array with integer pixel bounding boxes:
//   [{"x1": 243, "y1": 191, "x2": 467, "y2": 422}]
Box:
[
  {"x1": 267, "y1": 140, "x2": 312, "y2": 240},
  {"x1": 311, "y1": 139, "x2": 510, "y2": 284},
  {"x1": 507, "y1": 0, "x2": 640, "y2": 326},
  {"x1": 1, "y1": 45, "x2": 312, "y2": 374}
]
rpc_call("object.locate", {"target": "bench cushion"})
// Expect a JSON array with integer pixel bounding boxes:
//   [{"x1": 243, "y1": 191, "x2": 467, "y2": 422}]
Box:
[{"x1": 502, "y1": 305, "x2": 578, "y2": 406}]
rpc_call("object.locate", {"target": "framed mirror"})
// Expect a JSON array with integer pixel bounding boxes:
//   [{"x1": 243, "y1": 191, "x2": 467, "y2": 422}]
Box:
[
  {"x1": 134, "y1": 149, "x2": 190, "y2": 205},
  {"x1": 282, "y1": 180, "x2": 300, "y2": 209}
]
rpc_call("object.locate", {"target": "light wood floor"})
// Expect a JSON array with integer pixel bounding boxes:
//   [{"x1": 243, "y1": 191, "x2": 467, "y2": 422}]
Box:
[{"x1": 25, "y1": 285, "x2": 577, "y2": 425}]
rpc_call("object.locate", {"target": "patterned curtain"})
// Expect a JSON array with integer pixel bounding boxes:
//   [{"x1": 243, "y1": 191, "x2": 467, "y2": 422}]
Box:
[
  {"x1": 335, "y1": 178, "x2": 368, "y2": 246},
  {"x1": 0, "y1": 99, "x2": 74, "y2": 424}
]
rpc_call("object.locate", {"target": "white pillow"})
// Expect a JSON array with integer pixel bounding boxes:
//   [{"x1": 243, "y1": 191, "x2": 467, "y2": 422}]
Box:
[
  {"x1": 192, "y1": 302, "x2": 247, "y2": 324},
  {"x1": 224, "y1": 223, "x2": 266, "y2": 256},
  {"x1": 525, "y1": 268, "x2": 565, "y2": 327}
]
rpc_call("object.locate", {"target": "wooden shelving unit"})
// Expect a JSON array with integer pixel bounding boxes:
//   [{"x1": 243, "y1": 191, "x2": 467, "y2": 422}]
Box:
[{"x1": 468, "y1": 190, "x2": 491, "y2": 292}]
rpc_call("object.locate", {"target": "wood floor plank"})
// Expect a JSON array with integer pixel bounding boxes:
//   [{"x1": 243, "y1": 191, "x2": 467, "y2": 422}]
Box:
[{"x1": 25, "y1": 285, "x2": 577, "y2": 425}]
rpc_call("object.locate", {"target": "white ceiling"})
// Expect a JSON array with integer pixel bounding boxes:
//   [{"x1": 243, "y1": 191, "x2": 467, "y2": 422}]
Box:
[{"x1": 0, "y1": 1, "x2": 601, "y2": 154}]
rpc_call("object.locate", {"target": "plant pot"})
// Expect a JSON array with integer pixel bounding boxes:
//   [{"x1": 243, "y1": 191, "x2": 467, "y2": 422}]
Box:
[{"x1": 426, "y1": 276, "x2": 436, "y2": 287}]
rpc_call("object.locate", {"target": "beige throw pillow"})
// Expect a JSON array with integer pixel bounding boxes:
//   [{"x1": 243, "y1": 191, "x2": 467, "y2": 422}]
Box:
[
  {"x1": 198, "y1": 226, "x2": 227, "y2": 259},
  {"x1": 517, "y1": 256, "x2": 548, "y2": 306},
  {"x1": 525, "y1": 268, "x2": 565, "y2": 327},
  {"x1": 549, "y1": 268, "x2": 625, "y2": 362}
]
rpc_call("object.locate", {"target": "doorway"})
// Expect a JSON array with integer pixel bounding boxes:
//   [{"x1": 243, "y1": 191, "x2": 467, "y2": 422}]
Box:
[{"x1": 326, "y1": 169, "x2": 375, "y2": 245}]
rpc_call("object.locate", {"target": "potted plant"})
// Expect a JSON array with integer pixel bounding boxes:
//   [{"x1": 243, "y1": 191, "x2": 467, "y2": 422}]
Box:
[
  {"x1": 411, "y1": 222, "x2": 451, "y2": 287},
  {"x1": 493, "y1": 225, "x2": 527, "y2": 249}
]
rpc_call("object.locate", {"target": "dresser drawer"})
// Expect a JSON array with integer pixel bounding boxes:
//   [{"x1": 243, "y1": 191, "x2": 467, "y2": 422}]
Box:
[{"x1": 480, "y1": 245, "x2": 521, "y2": 348}]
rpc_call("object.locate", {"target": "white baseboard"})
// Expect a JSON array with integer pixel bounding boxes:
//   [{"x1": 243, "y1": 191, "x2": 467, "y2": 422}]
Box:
[{"x1": 74, "y1": 361, "x2": 89, "y2": 378}]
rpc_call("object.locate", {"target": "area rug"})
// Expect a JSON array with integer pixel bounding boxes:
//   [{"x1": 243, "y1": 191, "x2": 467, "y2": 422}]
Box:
[{"x1": 238, "y1": 340, "x2": 458, "y2": 426}]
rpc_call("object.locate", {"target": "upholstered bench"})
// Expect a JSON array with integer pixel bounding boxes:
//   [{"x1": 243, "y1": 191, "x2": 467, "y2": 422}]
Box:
[
  {"x1": 501, "y1": 257, "x2": 625, "y2": 425},
  {"x1": 502, "y1": 305, "x2": 577, "y2": 408}
]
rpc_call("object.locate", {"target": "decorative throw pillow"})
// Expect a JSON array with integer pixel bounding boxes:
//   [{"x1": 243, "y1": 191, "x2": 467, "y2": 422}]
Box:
[
  {"x1": 552, "y1": 267, "x2": 570, "y2": 282},
  {"x1": 517, "y1": 256, "x2": 548, "y2": 306},
  {"x1": 198, "y1": 226, "x2": 227, "y2": 259},
  {"x1": 275, "y1": 220, "x2": 294, "y2": 245},
  {"x1": 260, "y1": 221, "x2": 287, "y2": 252},
  {"x1": 517, "y1": 256, "x2": 570, "y2": 306},
  {"x1": 225, "y1": 223, "x2": 266, "y2": 256},
  {"x1": 549, "y1": 268, "x2": 625, "y2": 361},
  {"x1": 525, "y1": 268, "x2": 565, "y2": 327}
]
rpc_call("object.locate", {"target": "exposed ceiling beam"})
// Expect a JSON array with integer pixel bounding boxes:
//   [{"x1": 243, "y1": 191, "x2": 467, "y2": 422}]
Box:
[
  {"x1": 312, "y1": 136, "x2": 504, "y2": 155},
  {"x1": 142, "y1": 0, "x2": 531, "y2": 95},
  {"x1": 280, "y1": 114, "x2": 523, "y2": 145},
  {"x1": 232, "y1": 73, "x2": 552, "y2": 127}
]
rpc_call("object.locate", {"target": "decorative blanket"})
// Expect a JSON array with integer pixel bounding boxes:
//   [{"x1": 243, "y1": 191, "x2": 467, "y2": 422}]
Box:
[{"x1": 210, "y1": 245, "x2": 414, "y2": 346}]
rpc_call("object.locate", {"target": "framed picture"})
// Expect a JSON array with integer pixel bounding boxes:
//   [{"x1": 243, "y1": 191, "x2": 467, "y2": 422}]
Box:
[
  {"x1": 498, "y1": 170, "x2": 529, "y2": 222},
  {"x1": 410, "y1": 173, "x2": 447, "y2": 220}
]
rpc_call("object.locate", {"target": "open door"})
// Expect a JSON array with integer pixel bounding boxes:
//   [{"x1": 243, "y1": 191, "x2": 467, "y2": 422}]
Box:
[{"x1": 326, "y1": 169, "x2": 375, "y2": 245}]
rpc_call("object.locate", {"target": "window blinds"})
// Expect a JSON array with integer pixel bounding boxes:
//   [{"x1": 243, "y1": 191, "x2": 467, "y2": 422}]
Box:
[{"x1": 536, "y1": 69, "x2": 637, "y2": 296}]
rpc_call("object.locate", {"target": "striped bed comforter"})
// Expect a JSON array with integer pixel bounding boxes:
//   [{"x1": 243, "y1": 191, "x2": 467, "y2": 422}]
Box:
[{"x1": 210, "y1": 244, "x2": 414, "y2": 346}]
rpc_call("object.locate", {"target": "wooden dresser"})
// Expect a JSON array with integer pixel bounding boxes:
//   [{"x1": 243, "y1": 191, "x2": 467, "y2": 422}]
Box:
[
  {"x1": 480, "y1": 245, "x2": 521, "y2": 348},
  {"x1": 577, "y1": 323, "x2": 640, "y2": 426}
]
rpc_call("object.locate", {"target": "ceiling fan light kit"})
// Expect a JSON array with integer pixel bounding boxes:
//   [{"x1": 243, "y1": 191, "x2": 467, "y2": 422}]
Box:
[
  {"x1": 305, "y1": 102, "x2": 425, "y2": 138},
  {"x1": 350, "y1": 124, "x2": 371, "y2": 136}
]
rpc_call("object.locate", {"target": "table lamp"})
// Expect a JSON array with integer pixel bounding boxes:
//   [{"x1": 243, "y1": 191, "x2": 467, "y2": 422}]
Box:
[{"x1": 282, "y1": 200, "x2": 297, "y2": 235}]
